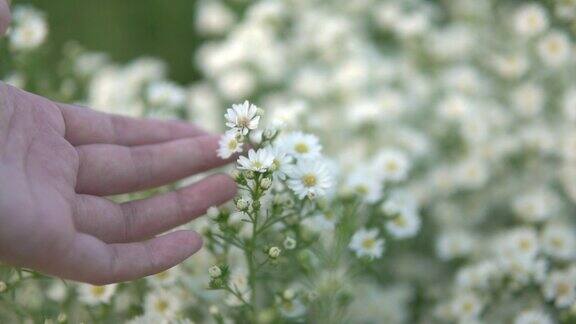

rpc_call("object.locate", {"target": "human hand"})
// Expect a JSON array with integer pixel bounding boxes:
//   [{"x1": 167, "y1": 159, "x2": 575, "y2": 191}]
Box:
[{"x1": 0, "y1": 83, "x2": 237, "y2": 284}]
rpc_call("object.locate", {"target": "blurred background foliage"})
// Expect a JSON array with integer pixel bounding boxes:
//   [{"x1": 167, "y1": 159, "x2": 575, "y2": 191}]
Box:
[{"x1": 19, "y1": 0, "x2": 202, "y2": 83}]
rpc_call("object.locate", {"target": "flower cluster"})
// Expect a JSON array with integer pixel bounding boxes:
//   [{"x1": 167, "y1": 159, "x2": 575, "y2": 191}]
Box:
[{"x1": 197, "y1": 100, "x2": 421, "y2": 322}]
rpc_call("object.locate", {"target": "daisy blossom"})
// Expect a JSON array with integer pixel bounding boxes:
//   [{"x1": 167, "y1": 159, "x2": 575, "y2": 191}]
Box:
[
  {"x1": 287, "y1": 159, "x2": 333, "y2": 199},
  {"x1": 277, "y1": 132, "x2": 322, "y2": 159},
  {"x1": 78, "y1": 283, "x2": 117, "y2": 305},
  {"x1": 217, "y1": 131, "x2": 244, "y2": 159},
  {"x1": 349, "y1": 228, "x2": 385, "y2": 259},
  {"x1": 237, "y1": 148, "x2": 275, "y2": 173},
  {"x1": 224, "y1": 100, "x2": 260, "y2": 135}
]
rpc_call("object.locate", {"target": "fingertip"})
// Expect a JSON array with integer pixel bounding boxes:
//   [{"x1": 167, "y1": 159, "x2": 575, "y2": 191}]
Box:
[{"x1": 171, "y1": 230, "x2": 203, "y2": 255}]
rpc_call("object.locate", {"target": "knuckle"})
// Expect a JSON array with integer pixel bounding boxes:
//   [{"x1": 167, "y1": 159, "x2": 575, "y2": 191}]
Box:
[{"x1": 128, "y1": 147, "x2": 155, "y2": 188}]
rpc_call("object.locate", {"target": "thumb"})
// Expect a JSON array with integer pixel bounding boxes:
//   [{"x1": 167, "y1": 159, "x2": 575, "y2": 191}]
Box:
[{"x1": 0, "y1": 0, "x2": 11, "y2": 37}]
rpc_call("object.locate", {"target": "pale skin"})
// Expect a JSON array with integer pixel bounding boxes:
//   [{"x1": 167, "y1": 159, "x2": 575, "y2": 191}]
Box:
[{"x1": 0, "y1": 1, "x2": 237, "y2": 285}]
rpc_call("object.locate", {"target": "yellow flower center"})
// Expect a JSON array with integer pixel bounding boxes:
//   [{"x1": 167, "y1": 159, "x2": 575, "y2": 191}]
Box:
[
  {"x1": 393, "y1": 216, "x2": 407, "y2": 227},
  {"x1": 253, "y1": 161, "x2": 263, "y2": 169},
  {"x1": 355, "y1": 185, "x2": 368, "y2": 195},
  {"x1": 238, "y1": 116, "x2": 250, "y2": 128},
  {"x1": 547, "y1": 40, "x2": 561, "y2": 54},
  {"x1": 557, "y1": 282, "x2": 571, "y2": 296},
  {"x1": 527, "y1": 14, "x2": 539, "y2": 28},
  {"x1": 272, "y1": 159, "x2": 280, "y2": 171},
  {"x1": 282, "y1": 300, "x2": 294, "y2": 311},
  {"x1": 302, "y1": 174, "x2": 317, "y2": 187},
  {"x1": 462, "y1": 301, "x2": 474, "y2": 314},
  {"x1": 551, "y1": 237, "x2": 564, "y2": 248},
  {"x1": 295, "y1": 142, "x2": 309, "y2": 154},
  {"x1": 228, "y1": 139, "x2": 238, "y2": 150},
  {"x1": 385, "y1": 161, "x2": 399, "y2": 172},
  {"x1": 91, "y1": 286, "x2": 106, "y2": 297},
  {"x1": 155, "y1": 271, "x2": 169, "y2": 280},
  {"x1": 519, "y1": 239, "x2": 532, "y2": 251},
  {"x1": 155, "y1": 299, "x2": 169, "y2": 313},
  {"x1": 362, "y1": 238, "x2": 376, "y2": 249}
]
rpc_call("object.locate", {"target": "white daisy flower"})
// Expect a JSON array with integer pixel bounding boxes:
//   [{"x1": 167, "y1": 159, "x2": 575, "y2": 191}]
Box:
[
  {"x1": 512, "y1": 189, "x2": 559, "y2": 223},
  {"x1": 46, "y1": 281, "x2": 68, "y2": 302},
  {"x1": 436, "y1": 231, "x2": 476, "y2": 260},
  {"x1": 224, "y1": 100, "x2": 260, "y2": 135},
  {"x1": 372, "y1": 149, "x2": 411, "y2": 182},
  {"x1": 10, "y1": 6, "x2": 48, "y2": 51},
  {"x1": 541, "y1": 223, "x2": 576, "y2": 260},
  {"x1": 450, "y1": 292, "x2": 483, "y2": 321},
  {"x1": 543, "y1": 270, "x2": 576, "y2": 308},
  {"x1": 510, "y1": 82, "x2": 545, "y2": 117},
  {"x1": 513, "y1": 4, "x2": 548, "y2": 37},
  {"x1": 499, "y1": 227, "x2": 540, "y2": 262},
  {"x1": 382, "y1": 190, "x2": 421, "y2": 239},
  {"x1": 386, "y1": 209, "x2": 421, "y2": 239},
  {"x1": 78, "y1": 283, "x2": 117, "y2": 305},
  {"x1": 144, "y1": 289, "x2": 182, "y2": 319},
  {"x1": 277, "y1": 132, "x2": 322, "y2": 159},
  {"x1": 456, "y1": 261, "x2": 498, "y2": 290},
  {"x1": 217, "y1": 131, "x2": 244, "y2": 159},
  {"x1": 270, "y1": 145, "x2": 292, "y2": 180},
  {"x1": 490, "y1": 54, "x2": 528, "y2": 79},
  {"x1": 146, "y1": 267, "x2": 181, "y2": 287},
  {"x1": 537, "y1": 31, "x2": 571, "y2": 67},
  {"x1": 147, "y1": 81, "x2": 186, "y2": 108},
  {"x1": 514, "y1": 309, "x2": 554, "y2": 324},
  {"x1": 349, "y1": 228, "x2": 385, "y2": 259},
  {"x1": 237, "y1": 148, "x2": 275, "y2": 173},
  {"x1": 287, "y1": 159, "x2": 333, "y2": 199},
  {"x1": 345, "y1": 168, "x2": 383, "y2": 203},
  {"x1": 279, "y1": 298, "x2": 306, "y2": 318}
]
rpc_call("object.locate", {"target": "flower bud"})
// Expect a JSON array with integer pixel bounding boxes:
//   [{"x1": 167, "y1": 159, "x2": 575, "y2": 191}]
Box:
[
  {"x1": 283, "y1": 236, "x2": 297, "y2": 250},
  {"x1": 209, "y1": 265, "x2": 222, "y2": 278},
  {"x1": 207, "y1": 206, "x2": 220, "y2": 220},
  {"x1": 209, "y1": 305, "x2": 220, "y2": 315},
  {"x1": 250, "y1": 130, "x2": 263, "y2": 144},
  {"x1": 256, "y1": 107, "x2": 265, "y2": 117},
  {"x1": 268, "y1": 246, "x2": 281, "y2": 258},
  {"x1": 283, "y1": 289, "x2": 295, "y2": 300},
  {"x1": 232, "y1": 129, "x2": 244, "y2": 141},
  {"x1": 235, "y1": 198, "x2": 249, "y2": 210},
  {"x1": 260, "y1": 177, "x2": 273, "y2": 190},
  {"x1": 245, "y1": 171, "x2": 255, "y2": 179},
  {"x1": 263, "y1": 128, "x2": 277, "y2": 140},
  {"x1": 0, "y1": 281, "x2": 6, "y2": 293},
  {"x1": 230, "y1": 169, "x2": 241, "y2": 181}
]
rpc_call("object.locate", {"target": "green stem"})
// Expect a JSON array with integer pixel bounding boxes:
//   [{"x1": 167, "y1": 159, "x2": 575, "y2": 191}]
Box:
[{"x1": 247, "y1": 173, "x2": 262, "y2": 322}]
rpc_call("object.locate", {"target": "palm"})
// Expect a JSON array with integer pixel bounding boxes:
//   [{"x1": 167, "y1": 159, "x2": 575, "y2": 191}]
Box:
[{"x1": 0, "y1": 83, "x2": 236, "y2": 284}]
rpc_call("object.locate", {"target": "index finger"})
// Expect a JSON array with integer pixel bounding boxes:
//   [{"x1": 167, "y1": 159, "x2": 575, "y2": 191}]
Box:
[{"x1": 58, "y1": 103, "x2": 209, "y2": 146}]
